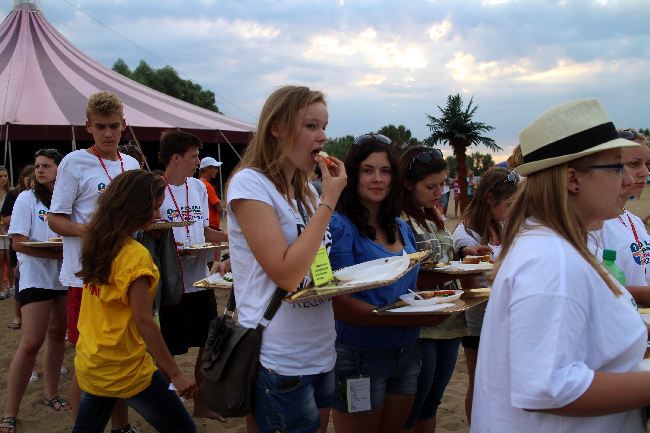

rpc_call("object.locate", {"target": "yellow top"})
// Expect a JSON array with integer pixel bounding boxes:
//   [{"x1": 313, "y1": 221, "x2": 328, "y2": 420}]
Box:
[{"x1": 74, "y1": 238, "x2": 160, "y2": 398}]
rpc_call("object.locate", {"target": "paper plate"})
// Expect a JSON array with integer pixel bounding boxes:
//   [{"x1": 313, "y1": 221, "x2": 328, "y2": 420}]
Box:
[
  {"x1": 450, "y1": 261, "x2": 493, "y2": 271},
  {"x1": 399, "y1": 290, "x2": 463, "y2": 306},
  {"x1": 334, "y1": 255, "x2": 408, "y2": 283}
]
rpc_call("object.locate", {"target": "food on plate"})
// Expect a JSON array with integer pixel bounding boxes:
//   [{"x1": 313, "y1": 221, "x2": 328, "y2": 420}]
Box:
[
  {"x1": 318, "y1": 151, "x2": 336, "y2": 168},
  {"x1": 418, "y1": 290, "x2": 457, "y2": 299},
  {"x1": 463, "y1": 254, "x2": 491, "y2": 264},
  {"x1": 48, "y1": 237, "x2": 62, "y2": 242},
  {"x1": 222, "y1": 272, "x2": 233, "y2": 282}
]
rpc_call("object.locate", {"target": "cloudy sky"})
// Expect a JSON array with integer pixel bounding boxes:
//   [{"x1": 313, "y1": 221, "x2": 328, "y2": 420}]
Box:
[{"x1": 6, "y1": 0, "x2": 649, "y2": 160}]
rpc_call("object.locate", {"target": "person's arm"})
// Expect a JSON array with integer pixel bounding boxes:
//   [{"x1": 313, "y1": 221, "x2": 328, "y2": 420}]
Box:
[
  {"x1": 204, "y1": 227, "x2": 228, "y2": 243},
  {"x1": 47, "y1": 213, "x2": 86, "y2": 238},
  {"x1": 627, "y1": 286, "x2": 650, "y2": 307},
  {"x1": 128, "y1": 276, "x2": 197, "y2": 399},
  {"x1": 232, "y1": 157, "x2": 347, "y2": 292},
  {"x1": 332, "y1": 294, "x2": 448, "y2": 327},
  {"x1": 535, "y1": 370, "x2": 650, "y2": 416},
  {"x1": 11, "y1": 234, "x2": 62, "y2": 259}
]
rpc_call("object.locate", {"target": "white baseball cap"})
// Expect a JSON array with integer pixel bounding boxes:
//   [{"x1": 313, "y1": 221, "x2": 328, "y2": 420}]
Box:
[{"x1": 200, "y1": 157, "x2": 222, "y2": 169}]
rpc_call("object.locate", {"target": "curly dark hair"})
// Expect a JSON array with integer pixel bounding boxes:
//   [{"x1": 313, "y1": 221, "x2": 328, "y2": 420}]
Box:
[
  {"x1": 398, "y1": 146, "x2": 447, "y2": 232},
  {"x1": 337, "y1": 139, "x2": 401, "y2": 244},
  {"x1": 77, "y1": 170, "x2": 165, "y2": 285},
  {"x1": 462, "y1": 166, "x2": 518, "y2": 245}
]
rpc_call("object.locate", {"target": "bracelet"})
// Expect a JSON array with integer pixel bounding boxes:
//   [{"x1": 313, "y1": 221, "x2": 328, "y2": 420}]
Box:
[{"x1": 318, "y1": 202, "x2": 334, "y2": 213}]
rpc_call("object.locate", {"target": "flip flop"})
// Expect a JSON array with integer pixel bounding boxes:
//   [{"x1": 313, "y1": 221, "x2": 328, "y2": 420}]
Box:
[
  {"x1": 42, "y1": 395, "x2": 71, "y2": 412},
  {"x1": 7, "y1": 320, "x2": 20, "y2": 330},
  {"x1": 0, "y1": 416, "x2": 16, "y2": 433}
]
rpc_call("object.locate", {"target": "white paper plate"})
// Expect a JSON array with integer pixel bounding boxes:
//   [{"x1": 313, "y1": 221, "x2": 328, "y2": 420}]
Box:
[
  {"x1": 386, "y1": 302, "x2": 456, "y2": 313},
  {"x1": 450, "y1": 261, "x2": 493, "y2": 271},
  {"x1": 334, "y1": 255, "x2": 408, "y2": 283},
  {"x1": 400, "y1": 290, "x2": 463, "y2": 306}
]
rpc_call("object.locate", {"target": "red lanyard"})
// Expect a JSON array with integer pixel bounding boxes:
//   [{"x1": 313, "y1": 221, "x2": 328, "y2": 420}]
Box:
[
  {"x1": 91, "y1": 145, "x2": 124, "y2": 181},
  {"x1": 619, "y1": 211, "x2": 645, "y2": 273},
  {"x1": 164, "y1": 177, "x2": 191, "y2": 237}
]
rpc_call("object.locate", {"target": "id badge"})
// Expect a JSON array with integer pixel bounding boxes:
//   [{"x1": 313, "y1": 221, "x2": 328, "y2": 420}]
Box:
[
  {"x1": 310, "y1": 245, "x2": 334, "y2": 286},
  {"x1": 346, "y1": 377, "x2": 371, "y2": 413}
]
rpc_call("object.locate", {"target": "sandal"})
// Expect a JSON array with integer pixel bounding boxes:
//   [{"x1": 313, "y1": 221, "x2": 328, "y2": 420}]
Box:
[
  {"x1": 0, "y1": 416, "x2": 16, "y2": 433},
  {"x1": 42, "y1": 395, "x2": 71, "y2": 412},
  {"x1": 7, "y1": 320, "x2": 20, "y2": 330}
]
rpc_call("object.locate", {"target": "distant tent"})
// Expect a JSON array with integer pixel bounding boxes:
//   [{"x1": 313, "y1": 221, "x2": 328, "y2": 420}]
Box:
[
  {"x1": 0, "y1": 1, "x2": 254, "y2": 178},
  {"x1": 495, "y1": 161, "x2": 508, "y2": 168}
]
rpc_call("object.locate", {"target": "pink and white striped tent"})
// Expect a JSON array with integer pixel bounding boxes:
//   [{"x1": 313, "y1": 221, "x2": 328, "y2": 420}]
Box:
[{"x1": 0, "y1": 1, "x2": 254, "y2": 153}]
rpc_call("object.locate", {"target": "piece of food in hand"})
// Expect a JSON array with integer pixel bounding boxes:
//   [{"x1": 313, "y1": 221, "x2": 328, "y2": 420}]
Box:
[
  {"x1": 463, "y1": 255, "x2": 491, "y2": 264},
  {"x1": 419, "y1": 290, "x2": 457, "y2": 299},
  {"x1": 318, "y1": 151, "x2": 336, "y2": 168}
]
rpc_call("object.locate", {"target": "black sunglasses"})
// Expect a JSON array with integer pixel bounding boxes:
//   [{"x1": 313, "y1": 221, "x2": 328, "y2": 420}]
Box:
[
  {"x1": 408, "y1": 148, "x2": 444, "y2": 172},
  {"x1": 353, "y1": 133, "x2": 392, "y2": 147},
  {"x1": 35, "y1": 148, "x2": 61, "y2": 158},
  {"x1": 618, "y1": 129, "x2": 638, "y2": 141},
  {"x1": 491, "y1": 170, "x2": 520, "y2": 191}
]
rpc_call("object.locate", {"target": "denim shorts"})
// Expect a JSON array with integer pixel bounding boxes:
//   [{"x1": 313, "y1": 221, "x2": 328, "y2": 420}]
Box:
[
  {"x1": 253, "y1": 367, "x2": 334, "y2": 433},
  {"x1": 333, "y1": 341, "x2": 421, "y2": 412}
]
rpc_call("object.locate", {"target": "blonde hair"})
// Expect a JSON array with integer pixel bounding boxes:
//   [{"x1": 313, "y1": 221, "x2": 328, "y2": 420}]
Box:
[
  {"x1": 231, "y1": 85, "x2": 324, "y2": 213},
  {"x1": 494, "y1": 162, "x2": 622, "y2": 296},
  {"x1": 507, "y1": 145, "x2": 523, "y2": 169},
  {"x1": 86, "y1": 91, "x2": 124, "y2": 118}
]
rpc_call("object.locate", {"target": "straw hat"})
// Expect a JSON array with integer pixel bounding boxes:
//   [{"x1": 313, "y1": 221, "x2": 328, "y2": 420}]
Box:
[{"x1": 516, "y1": 98, "x2": 638, "y2": 176}]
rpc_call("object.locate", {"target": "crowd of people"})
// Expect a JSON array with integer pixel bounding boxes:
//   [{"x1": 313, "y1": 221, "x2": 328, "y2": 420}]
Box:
[{"x1": 0, "y1": 86, "x2": 649, "y2": 433}]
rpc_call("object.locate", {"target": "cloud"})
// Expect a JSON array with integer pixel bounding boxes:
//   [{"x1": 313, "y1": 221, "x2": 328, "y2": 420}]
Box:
[
  {"x1": 517, "y1": 59, "x2": 606, "y2": 83},
  {"x1": 427, "y1": 18, "x2": 453, "y2": 42},
  {"x1": 444, "y1": 52, "x2": 527, "y2": 82}
]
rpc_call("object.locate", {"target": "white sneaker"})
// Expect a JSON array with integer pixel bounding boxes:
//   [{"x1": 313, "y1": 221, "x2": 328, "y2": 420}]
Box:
[{"x1": 29, "y1": 370, "x2": 39, "y2": 383}]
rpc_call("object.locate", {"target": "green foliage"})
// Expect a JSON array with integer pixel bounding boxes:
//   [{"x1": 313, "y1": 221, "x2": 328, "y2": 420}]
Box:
[
  {"x1": 424, "y1": 94, "x2": 499, "y2": 152},
  {"x1": 377, "y1": 124, "x2": 421, "y2": 154},
  {"x1": 445, "y1": 156, "x2": 457, "y2": 178},
  {"x1": 112, "y1": 58, "x2": 220, "y2": 113},
  {"x1": 639, "y1": 128, "x2": 650, "y2": 139},
  {"x1": 324, "y1": 135, "x2": 354, "y2": 160}
]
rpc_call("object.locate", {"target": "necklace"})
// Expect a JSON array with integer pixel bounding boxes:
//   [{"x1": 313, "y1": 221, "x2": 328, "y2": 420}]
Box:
[{"x1": 91, "y1": 145, "x2": 124, "y2": 181}]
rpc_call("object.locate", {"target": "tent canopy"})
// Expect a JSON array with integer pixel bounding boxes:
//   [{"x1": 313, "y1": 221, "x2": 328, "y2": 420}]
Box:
[{"x1": 0, "y1": 2, "x2": 255, "y2": 143}]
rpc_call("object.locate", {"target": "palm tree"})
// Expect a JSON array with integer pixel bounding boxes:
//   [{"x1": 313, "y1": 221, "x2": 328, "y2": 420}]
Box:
[{"x1": 425, "y1": 94, "x2": 500, "y2": 213}]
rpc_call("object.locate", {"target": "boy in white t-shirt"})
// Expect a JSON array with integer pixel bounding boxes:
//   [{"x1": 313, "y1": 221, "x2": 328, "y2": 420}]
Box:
[
  {"x1": 157, "y1": 129, "x2": 227, "y2": 420},
  {"x1": 48, "y1": 92, "x2": 140, "y2": 433}
]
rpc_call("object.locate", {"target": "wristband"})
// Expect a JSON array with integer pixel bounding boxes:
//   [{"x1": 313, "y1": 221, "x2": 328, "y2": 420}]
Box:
[{"x1": 319, "y1": 202, "x2": 334, "y2": 213}]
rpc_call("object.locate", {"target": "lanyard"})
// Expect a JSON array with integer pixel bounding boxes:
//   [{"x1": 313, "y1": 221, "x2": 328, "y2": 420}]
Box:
[
  {"x1": 619, "y1": 211, "x2": 646, "y2": 273},
  {"x1": 164, "y1": 177, "x2": 191, "y2": 238},
  {"x1": 91, "y1": 145, "x2": 124, "y2": 181}
]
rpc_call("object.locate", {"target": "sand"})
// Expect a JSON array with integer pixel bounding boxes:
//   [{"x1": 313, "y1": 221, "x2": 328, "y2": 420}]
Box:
[{"x1": 2, "y1": 192, "x2": 649, "y2": 432}]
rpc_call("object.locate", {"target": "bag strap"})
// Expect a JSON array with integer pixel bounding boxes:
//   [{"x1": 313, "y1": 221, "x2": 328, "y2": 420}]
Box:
[{"x1": 224, "y1": 285, "x2": 285, "y2": 332}]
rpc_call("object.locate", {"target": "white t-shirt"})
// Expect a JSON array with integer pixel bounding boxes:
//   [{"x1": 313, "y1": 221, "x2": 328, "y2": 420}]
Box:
[
  {"x1": 600, "y1": 210, "x2": 650, "y2": 286},
  {"x1": 50, "y1": 150, "x2": 140, "y2": 287},
  {"x1": 8, "y1": 190, "x2": 63, "y2": 291},
  {"x1": 452, "y1": 222, "x2": 501, "y2": 260},
  {"x1": 472, "y1": 221, "x2": 646, "y2": 433},
  {"x1": 227, "y1": 168, "x2": 336, "y2": 376},
  {"x1": 162, "y1": 177, "x2": 210, "y2": 294}
]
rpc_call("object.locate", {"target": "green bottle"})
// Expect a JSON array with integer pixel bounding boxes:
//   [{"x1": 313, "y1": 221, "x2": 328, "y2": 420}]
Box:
[{"x1": 602, "y1": 249, "x2": 627, "y2": 287}]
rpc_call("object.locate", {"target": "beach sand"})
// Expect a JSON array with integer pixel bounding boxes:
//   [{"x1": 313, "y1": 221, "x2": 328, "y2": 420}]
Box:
[{"x1": 2, "y1": 192, "x2": 649, "y2": 432}]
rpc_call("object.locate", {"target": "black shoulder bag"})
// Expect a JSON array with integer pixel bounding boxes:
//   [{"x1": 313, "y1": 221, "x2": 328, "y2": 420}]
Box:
[{"x1": 198, "y1": 285, "x2": 285, "y2": 418}]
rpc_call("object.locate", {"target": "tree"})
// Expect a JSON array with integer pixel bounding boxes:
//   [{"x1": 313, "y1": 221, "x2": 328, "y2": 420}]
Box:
[
  {"x1": 377, "y1": 124, "x2": 420, "y2": 154},
  {"x1": 324, "y1": 135, "x2": 354, "y2": 160},
  {"x1": 112, "y1": 58, "x2": 221, "y2": 113},
  {"x1": 425, "y1": 94, "x2": 500, "y2": 212},
  {"x1": 446, "y1": 155, "x2": 457, "y2": 178}
]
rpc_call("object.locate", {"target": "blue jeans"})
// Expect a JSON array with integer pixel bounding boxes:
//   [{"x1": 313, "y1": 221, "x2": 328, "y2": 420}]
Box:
[
  {"x1": 253, "y1": 367, "x2": 334, "y2": 433},
  {"x1": 72, "y1": 371, "x2": 196, "y2": 433},
  {"x1": 404, "y1": 338, "x2": 461, "y2": 428},
  {"x1": 333, "y1": 342, "x2": 421, "y2": 412}
]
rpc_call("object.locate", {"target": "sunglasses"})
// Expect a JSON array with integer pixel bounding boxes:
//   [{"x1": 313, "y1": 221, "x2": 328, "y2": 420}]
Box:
[
  {"x1": 491, "y1": 170, "x2": 520, "y2": 191},
  {"x1": 618, "y1": 129, "x2": 638, "y2": 141},
  {"x1": 408, "y1": 149, "x2": 444, "y2": 172},
  {"x1": 35, "y1": 148, "x2": 61, "y2": 158},
  {"x1": 582, "y1": 163, "x2": 625, "y2": 176},
  {"x1": 353, "y1": 133, "x2": 392, "y2": 147}
]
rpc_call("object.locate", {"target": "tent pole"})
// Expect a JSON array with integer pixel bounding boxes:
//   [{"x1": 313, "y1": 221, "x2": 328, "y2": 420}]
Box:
[
  {"x1": 71, "y1": 125, "x2": 77, "y2": 151},
  {"x1": 3, "y1": 124, "x2": 8, "y2": 166},
  {"x1": 7, "y1": 138, "x2": 13, "y2": 186},
  {"x1": 217, "y1": 140, "x2": 223, "y2": 199},
  {"x1": 218, "y1": 130, "x2": 241, "y2": 160},
  {"x1": 127, "y1": 125, "x2": 150, "y2": 171}
]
